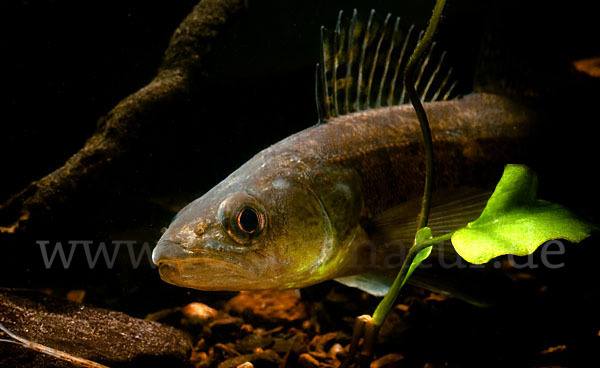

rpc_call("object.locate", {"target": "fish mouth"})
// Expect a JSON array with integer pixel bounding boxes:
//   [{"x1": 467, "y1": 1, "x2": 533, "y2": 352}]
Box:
[{"x1": 153, "y1": 241, "x2": 257, "y2": 290}]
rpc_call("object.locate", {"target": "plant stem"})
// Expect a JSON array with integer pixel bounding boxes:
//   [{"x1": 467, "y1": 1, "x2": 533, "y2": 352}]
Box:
[
  {"x1": 419, "y1": 232, "x2": 453, "y2": 247},
  {"x1": 404, "y1": 0, "x2": 446, "y2": 230},
  {"x1": 371, "y1": 232, "x2": 452, "y2": 326},
  {"x1": 372, "y1": 247, "x2": 418, "y2": 326},
  {"x1": 372, "y1": 0, "x2": 448, "y2": 327}
]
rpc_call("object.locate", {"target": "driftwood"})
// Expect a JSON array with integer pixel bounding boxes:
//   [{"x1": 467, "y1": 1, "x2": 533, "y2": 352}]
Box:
[
  {"x1": 0, "y1": 290, "x2": 192, "y2": 367},
  {"x1": 0, "y1": 0, "x2": 245, "y2": 234}
]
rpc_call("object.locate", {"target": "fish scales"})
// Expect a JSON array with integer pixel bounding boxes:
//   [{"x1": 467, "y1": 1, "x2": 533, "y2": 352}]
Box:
[
  {"x1": 262, "y1": 93, "x2": 536, "y2": 218},
  {"x1": 152, "y1": 92, "x2": 538, "y2": 292}
]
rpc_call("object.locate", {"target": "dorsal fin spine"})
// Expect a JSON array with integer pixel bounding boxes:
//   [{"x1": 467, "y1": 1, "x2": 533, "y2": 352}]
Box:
[
  {"x1": 319, "y1": 26, "x2": 331, "y2": 118},
  {"x1": 317, "y1": 10, "x2": 457, "y2": 122},
  {"x1": 344, "y1": 10, "x2": 358, "y2": 115},
  {"x1": 332, "y1": 11, "x2": 343, "y2": 117},
  {"x1": 376, "y1": 16, "x2": 400, "y2": 108},
  {"x1": 315, "y1": 63, "x2": 323, "y2": 124},
  {"x1": 399, "y1": 29, "x2": 423, "y2": 104},
  {"x1": 356, "y1": 10, "x2": 376, "y2": 111},
  {"x1": 388, "y1": 24, "x2": 415, "y2": 106},
  {"x1": 443, "y1": 81, "x2": 458, "y2": 100},
  {"x1": 414, "y1": 41, "x2": 436, "y2": 99},
  {"x1": 432, "y1": 67, "x2": 453, "y2": 101},
  {"x1": 422, "y1": 51, "x2": 447, "y2": 101},
  {"x1": 366, "y1": 13, "x2": 391, "y2": 108}
]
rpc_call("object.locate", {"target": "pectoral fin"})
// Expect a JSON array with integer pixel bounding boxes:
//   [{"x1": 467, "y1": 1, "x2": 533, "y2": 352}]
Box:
[
  {"x1": 335, "y1": 273, "x2": 394, "y2": 297},
  {"x1": 366, "y1": 187, "x2": 491, "y2": 261},
  {"x1": 335, "y1": 265, "x2": 512, "y2": 307},
  {"x1": 335, "y1": 187, "x2": 514, "y2": 306}
]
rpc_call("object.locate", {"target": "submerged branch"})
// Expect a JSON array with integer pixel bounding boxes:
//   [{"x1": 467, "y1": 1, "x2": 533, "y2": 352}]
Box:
[
  {"x1": 0, "y1": 0, "x2": 245, "y2": 234},
  {"x1": 0, "y1": 323, "x2": 109, "y2": 368}
]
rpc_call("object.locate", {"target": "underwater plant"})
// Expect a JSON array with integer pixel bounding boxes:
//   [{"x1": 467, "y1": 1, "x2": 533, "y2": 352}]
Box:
[{"x1": 342, "y1": 0, "x2": 595, "y2": 365}]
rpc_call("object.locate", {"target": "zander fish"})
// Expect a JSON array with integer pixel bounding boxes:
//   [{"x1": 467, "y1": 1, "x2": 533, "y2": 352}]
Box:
[{"x1": 152, "y1": 11, "x2": 538, "y2": 299}]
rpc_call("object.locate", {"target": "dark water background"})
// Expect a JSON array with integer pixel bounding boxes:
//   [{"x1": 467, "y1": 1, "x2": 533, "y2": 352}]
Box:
[{"x1": 0, "y1": 1, "x2": 598, "y2": 356}]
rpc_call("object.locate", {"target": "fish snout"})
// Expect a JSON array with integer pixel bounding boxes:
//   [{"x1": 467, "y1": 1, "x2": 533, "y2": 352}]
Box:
[{"x1": 152, "y1": 241, "x2": 190, "y2": 266}]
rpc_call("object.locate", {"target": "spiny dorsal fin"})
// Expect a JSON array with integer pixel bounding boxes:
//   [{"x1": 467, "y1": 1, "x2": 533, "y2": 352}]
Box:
[{"x1": 316, "y1": 9, "x2": 457, "y2": 123}]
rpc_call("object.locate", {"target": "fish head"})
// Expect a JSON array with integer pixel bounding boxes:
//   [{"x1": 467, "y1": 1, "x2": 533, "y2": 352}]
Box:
[{"x1": 152, "y1": 152, "x2": 362, "y2": 290}]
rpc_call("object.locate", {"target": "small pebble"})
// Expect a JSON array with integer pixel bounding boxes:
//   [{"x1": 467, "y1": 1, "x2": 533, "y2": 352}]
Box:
[
  {"x1": 308, "y1": 332, "x2": 340, "y2": 359},
  {"x1": 196, "y1": 338, "x2": 207, "y2": 350},
  {"x1": 236, "y1": 332, "x2": 273, "y2": 353},
  {"x1": 424, "y1": 293, "x2": 448, "y2": 303},
  {"x1": 241, "y1": 324, "x2": 253, "y2": 334},
  {"x1": 209, "y1": 316, "x2": 245, "y2": 339},
  {"x1": 214, "y1": 343, "x2": 241, "y2": 357},
  {"x1": 370, "y1": 353, "x2": 404, "y2": 368},
  {"x1": 394, "y1": 304, "x2": 409, "y2": 312},
  {"x1": 191, "y1": 351, "x2": 210, "y2": 367},
  {"x1": 66, "y1": 290, "x2": 86, "y2": 303},
  {"x1": 225, "y1": 290, "x2": 306, "y2": 325},
  {"x1": 297, "y1": 353, "x2": 320, "y2": 368},
  {"x1": 329, "y1": 343, "x2": 345, "y2": 360},
  {"x1": 539, "y1": 344, "x2": 567, "y2": 355},
  {"x1": 217, "y1": 352, "x2": 281, "y2": 368},
  {"x1": 183, "y1": 302, "x2": 218, "y2": 321},
  {"x1": 573, "y1": 56, "x2": 600, "y2": 78}
]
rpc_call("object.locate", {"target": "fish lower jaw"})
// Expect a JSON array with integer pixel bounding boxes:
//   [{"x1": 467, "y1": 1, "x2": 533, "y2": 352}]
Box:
[{"x1": 157, "y1": 259, "x2": 285, "y2": 291}]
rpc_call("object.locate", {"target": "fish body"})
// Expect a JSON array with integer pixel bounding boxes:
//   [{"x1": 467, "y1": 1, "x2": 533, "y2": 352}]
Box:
[{"x1": 152, "y1": 92, "x2": 537, "y2": 292}]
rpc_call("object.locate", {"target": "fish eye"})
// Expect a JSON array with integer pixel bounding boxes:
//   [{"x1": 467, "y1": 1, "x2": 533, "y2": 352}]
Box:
[
  {"x1": 227, "y1": 205, "x2": 265, "y2": 245},
  {"x1": 237, "y1": 207, "x2": 262, "y2": 234},
  {"x1": 218, "y1": 194, "x2": 267, "y2": 245}
]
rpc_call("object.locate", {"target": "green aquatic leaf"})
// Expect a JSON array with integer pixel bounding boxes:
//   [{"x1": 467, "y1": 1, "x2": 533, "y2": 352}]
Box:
[{"x1": 451, "y1": 164, "x2": 595, "y2": 264}]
